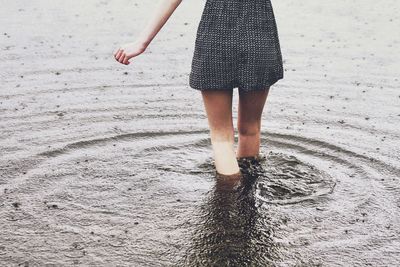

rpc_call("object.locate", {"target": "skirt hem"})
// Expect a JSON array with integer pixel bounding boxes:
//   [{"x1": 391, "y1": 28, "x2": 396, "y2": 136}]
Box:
[{"x1": 188, "y1": 75, "x2": 283, "y2": 92}]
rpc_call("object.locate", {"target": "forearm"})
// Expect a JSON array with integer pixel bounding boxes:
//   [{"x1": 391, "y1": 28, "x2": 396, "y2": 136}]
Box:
[{"x1": 137, "y1": 0, "x2": 183, "y2": 47}]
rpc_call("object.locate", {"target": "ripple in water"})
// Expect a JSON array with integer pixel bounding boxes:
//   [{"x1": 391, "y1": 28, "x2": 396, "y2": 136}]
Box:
[
  {"x1": 254, "y1": 152, "x2": 336, "y2": 205},
  {"x1": 1, "y1": 130, "x2": 399, "y2": 266}
]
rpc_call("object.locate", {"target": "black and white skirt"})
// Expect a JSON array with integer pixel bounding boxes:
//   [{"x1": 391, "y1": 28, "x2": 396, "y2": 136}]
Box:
[{"x1": 189, "y1": 0, "x2": 284, "y2": 92}]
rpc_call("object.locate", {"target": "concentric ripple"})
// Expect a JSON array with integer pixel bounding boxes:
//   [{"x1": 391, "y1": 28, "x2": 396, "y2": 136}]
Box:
[
  {"x1": 1, "y1": 0, "x2": 400, "y2": 266},
  {"x1": 2, "y1": 129, "x2": 399, "y2": 265}
]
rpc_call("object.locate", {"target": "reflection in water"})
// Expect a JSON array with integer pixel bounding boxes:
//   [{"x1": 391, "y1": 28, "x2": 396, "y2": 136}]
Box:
[{"x1": 181, "y1": 156, "x2": 281, "y2": 266}]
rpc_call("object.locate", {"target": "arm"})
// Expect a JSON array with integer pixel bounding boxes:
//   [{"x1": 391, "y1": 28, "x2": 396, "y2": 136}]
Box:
[{"x1": 113, "y1": 0, "x2": 183, "y2": 65}]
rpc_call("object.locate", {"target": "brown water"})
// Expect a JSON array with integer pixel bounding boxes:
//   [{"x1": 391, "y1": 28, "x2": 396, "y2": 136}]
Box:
[{"x1": 1, "y1": 0, "x2": 400, "y2": 266}]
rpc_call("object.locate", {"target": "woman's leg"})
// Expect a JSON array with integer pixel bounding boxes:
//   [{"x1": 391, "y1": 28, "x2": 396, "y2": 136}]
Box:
[
  {"x1": 201, "y1": 89, "x2": 241, "y2": 176},
  {"x1": 236, "y1": 87, "x2": 270, "y2": 158}
]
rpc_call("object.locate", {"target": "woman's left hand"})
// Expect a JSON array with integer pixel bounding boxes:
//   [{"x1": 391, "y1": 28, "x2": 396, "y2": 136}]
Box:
[{"x1": 113, "y1": 40, "x2": 147, "y2": 65}]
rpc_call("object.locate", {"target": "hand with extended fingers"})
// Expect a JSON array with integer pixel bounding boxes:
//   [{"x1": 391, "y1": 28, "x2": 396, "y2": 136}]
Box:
[{"x1": 113, "y1": 41, "x2": 147, "y2": 65}]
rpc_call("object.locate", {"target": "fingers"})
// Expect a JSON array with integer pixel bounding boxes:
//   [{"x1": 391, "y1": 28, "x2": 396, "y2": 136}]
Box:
[
  {"x1": 113, "y1": 49, "x2": 131, "y2": 65},
  {"x1": 118, "y1": 53, "x2": 128, "y2": 65},
  {"x1": 114, "y1": 48, "x2": 121, "y2": 59},
  {"x1": 122, "y1": 54, "x2": 130, "y2": 65},
  {"x1": 114, "y1": 49, "x2": 124, "y2": 61}
]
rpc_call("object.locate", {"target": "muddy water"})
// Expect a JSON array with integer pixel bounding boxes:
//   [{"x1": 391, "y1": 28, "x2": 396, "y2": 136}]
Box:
[{"x1": 1, "y1": 0, "x2": 400, "y2": 266}]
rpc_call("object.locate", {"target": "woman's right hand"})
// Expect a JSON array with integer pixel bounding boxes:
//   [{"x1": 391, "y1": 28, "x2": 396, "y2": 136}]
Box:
[{"x1": 113, "y1": 40, "x2": 147, "y2": 65}]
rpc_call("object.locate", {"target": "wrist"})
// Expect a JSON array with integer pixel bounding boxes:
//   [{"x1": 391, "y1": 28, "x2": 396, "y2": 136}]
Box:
[
  {"x1": 140, "y1": 40, "x2": 150, "y2": 49},
  {"x1": 137, "y1": 35, "x2": 152, "y2": 49}
]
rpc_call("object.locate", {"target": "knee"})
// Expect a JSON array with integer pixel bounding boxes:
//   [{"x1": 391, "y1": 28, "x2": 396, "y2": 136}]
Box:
[{"x1": 238, "y1": 124, "x2": 260, "y2": 137}]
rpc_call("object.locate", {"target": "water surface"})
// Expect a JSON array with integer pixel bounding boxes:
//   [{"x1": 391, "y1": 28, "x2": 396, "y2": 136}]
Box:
[{"x1": 1, "y1": 0, "x2": 399, "y2": 266}]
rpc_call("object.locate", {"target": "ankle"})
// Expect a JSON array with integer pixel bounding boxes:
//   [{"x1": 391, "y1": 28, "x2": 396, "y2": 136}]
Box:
[{"x1": 236, "y1": 153, "x2": 261, "y2": 160}]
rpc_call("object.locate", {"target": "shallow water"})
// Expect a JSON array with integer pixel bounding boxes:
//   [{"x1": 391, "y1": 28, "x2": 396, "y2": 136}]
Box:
[{"x1": 1, "y1": 0, "x2": 400, "y2": 266}]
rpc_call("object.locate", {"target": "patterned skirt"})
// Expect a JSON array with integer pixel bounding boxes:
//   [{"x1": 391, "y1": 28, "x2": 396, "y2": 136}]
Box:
[{"x1": 189, "y1": 0, "x2": 284, "y2": 92}]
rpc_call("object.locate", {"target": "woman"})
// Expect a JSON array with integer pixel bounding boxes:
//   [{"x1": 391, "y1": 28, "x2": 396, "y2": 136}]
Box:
[{"x1": 113, "y1": 0, "x2": 284, "y2": 178}]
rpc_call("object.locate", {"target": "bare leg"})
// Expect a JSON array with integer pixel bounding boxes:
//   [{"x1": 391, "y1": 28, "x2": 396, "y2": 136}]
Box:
[
  {"x1": 236, "y1": 87, "x2": 270, "y2": 158},
  {"x1": 201, "y1": 90, "x2": 241, "y2": 176}
]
